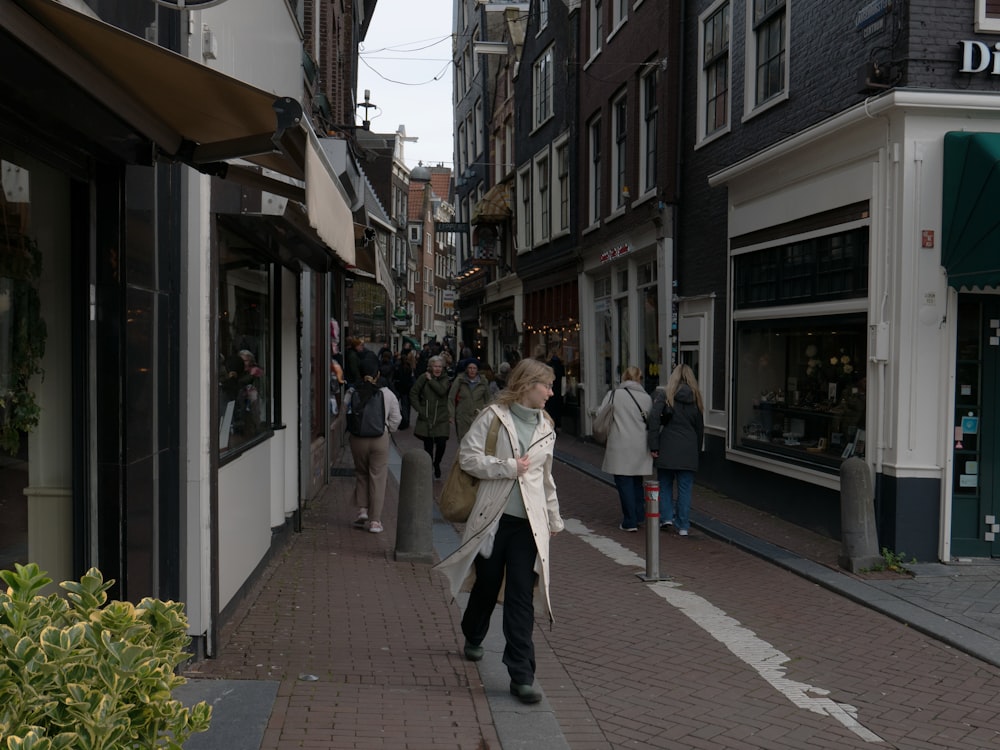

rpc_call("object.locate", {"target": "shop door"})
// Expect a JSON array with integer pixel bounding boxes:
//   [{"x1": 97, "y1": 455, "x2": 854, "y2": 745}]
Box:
[{"x1": 951, "y1": 297, "x2": 1000, "y2": 558}]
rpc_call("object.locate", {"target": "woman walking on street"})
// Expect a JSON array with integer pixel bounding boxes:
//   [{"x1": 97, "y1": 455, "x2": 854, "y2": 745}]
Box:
[
  {"x1": 647, "y1": 364, "x2": 704, "y2": 536},
  {"x1": 598, "y1": 366, "x2": 653, "y2": 532},
  {"x1": 410, "y1": 355, "x2": 451, "y2": 478},
  {"x1": 348, "y1": 357, "x2": 402, "y2": 534},
  {"x1": 449, "y1": 359, "x2": 492, "y2": 442},
  {"x1": 434, "y1": 358, "x2": 564, "y2": 705}
]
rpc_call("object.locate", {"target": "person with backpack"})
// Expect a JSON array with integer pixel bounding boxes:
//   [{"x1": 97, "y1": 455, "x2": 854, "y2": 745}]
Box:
[
  {"x1": 410, "y1": 355, "x2": 451, "y2": 478},
  {"x1": 347, "y1": 357, "x2": 402, "y2": 533},
  {"x1": 448, "y1": 359, "x2": 492, "y2": 442}
]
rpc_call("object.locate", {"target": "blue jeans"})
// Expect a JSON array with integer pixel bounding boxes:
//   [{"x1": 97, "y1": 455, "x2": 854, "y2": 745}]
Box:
[
  {"x1": 614, "y1": 475, "x2": 645, "y2": 529},
  {"x1": 657, "y1": 469, "x2": 694, "y2": 531}
]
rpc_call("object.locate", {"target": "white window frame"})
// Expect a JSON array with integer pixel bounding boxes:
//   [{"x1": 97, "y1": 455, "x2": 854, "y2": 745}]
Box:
[
  {"x1": 533, "y1": 46, "x2": 554, "y2": 129},
  {"x1": 589, "y1": 0, "x2": 604, "y2": 60},
  {"x1": 639, "y1": 67, "x2": 658, "y2": 196},
  {"x1": 976, "y1": 0, "x2": 1000, "y2": 32},
  {"x1": 554, "y1": 134, "x2": 570, "y2": 236},
  {"x1": 611, "y1": 91, "x2": 627, "y2": 211},
  {"x1": 588, "y1": 115, "x2": 602, "y2": 228},
  {"x1": 533, "y1": 150, "x2": 551, "y2": 244},
  {"x1": 517, "y1": 165, "x2": 532, "y2": 252},
  {"x1": 612, "y1": 0, "x2": 628, "y2": 33},
  {"x1": 743, "y1": 0, "x2": 789, "y2": 118},
  {"x1": 474, "y1": 99, "x2": 484, "y2": 160},
  {"x1": 538, "y1": 0, "x2": 549, "y2": 31},
  {"x1": 697, "y1": 0, "x2": 731, "y2": 145}
]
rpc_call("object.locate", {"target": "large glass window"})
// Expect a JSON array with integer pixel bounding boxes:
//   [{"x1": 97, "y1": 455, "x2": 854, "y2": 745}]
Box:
[
  {"x1": 218, "y1": 233, "x2": 272, "y2": 456},
  {"x1": 734, "y1": 314, "x2": 867, "y2": 471},
  {"x1": 638, "y1": 261, "x2": 659, "y2": 391}
]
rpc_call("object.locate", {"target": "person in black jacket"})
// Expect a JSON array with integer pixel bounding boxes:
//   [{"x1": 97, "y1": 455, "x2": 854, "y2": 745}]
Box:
[{"x1": 647, "y1": 364, "x2": 705, "y2": 537}]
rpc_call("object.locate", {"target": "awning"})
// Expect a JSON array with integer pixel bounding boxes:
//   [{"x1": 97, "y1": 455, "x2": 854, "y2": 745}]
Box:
[
  {"x1": 942, "y1": 131, "x2": 1000, "y2": 290},
  {"x1": 471, "y1": 182, "x2": 512, "y2": 224},
  {"x1": 3, "y1": 0, "x2": 355, "y2": 265}
]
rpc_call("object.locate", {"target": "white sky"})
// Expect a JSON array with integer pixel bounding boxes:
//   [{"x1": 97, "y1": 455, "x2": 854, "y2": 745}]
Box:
[{"x1": 357, "y1": 0, "x2": 455, "y2": 170}]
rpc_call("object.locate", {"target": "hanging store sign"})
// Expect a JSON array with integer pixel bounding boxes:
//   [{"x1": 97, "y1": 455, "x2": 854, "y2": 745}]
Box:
[{"x1": 600, "y1": 242, "x2": 631, "y2": 263}]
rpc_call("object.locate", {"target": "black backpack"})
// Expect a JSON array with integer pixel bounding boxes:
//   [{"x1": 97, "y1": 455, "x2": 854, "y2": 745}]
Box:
[{"x1": 346, "y1": 384, "x2": 386, "y2": 437}]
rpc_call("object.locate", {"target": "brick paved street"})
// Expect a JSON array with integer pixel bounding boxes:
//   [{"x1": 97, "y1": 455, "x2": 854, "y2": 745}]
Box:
[{"x1": 183, "y1": 426, "x2": 1000, "y2": 749}]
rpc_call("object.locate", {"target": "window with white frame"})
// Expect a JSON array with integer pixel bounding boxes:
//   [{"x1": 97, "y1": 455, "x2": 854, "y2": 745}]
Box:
[
  {"x1": 556, "y1": 138, "x2": 569, "y2": 232},
  {"x1": 466, "y1": 113, "x2": 475, "y2": 164},
  {"x1": 640, "y1": 68, "x2": 658, "y2": 194},
  {"x1": 518, "y1": 167, "x2": 531, "y2": 251},
  {"x1": 700, "y1": 0, "x2": 730, "y2": 139},
  {"x1": 589, "y1": 0, "x2": 604, "y2": 58},
  {"x1": 533, "y1": 46, "x2": 554, "y2": 128},
  {"x1": 474, "y1": 99, "x2": 483, "y2": 159},
  {"x1": 613, "y1": 0, "x2": 627, "y2": 28},
  {"x1": 539, "y1": 0, "x2": 549, "y2": 30},
  {"x1": 612, "y1": 92, "x2": 627, "y2": 209},
  {"x1": 748, "y1": 0, "x2": 787, "y2": 109},
  {"x1": 534, "y1": 154, "x2": 550, "y2": 243},
  {"x1": 976, "y1": 0, "x2": 1000, "y2": 32},
  {"x1": 457, "y1": 122, "x2": 467, "y2": 173},
  {"x1": 588, "y1": 115, "x2": 602, "y2": 226},
  {"x1": 472, "y1": 28, "x2": 480, "y2": 76},
  {"x1": 464, "y1": 45, "x2": 474, "y2": 93}
]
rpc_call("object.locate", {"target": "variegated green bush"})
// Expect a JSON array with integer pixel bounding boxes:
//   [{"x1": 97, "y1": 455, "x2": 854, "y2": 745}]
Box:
[{"x1": 0, "y1": 563, "x2": 211, "y2": 749}]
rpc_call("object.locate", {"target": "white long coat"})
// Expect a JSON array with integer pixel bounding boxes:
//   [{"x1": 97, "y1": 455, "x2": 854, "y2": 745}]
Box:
[{"x1": 434, "y1": 404, "x2": 564, "y2": 622}]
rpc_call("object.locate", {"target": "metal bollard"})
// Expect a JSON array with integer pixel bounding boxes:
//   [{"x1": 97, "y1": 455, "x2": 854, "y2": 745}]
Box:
[{"x1": 637, "y1": 480, "x2": 668, "y2": 581}]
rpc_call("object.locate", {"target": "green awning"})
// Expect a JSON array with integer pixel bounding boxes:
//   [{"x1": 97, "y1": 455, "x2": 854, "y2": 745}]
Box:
[{"x1": 943, "y1": 132, "x2": 1000, "y2": 289}]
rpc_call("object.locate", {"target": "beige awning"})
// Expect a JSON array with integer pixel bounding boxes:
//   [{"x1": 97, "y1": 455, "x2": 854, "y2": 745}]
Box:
[
  {"x1": 471, "y1": 182, "x2": 512, "y2": 225},
  {"x1": 2, "y1": 0, "x2": 355, "y2": 265}
]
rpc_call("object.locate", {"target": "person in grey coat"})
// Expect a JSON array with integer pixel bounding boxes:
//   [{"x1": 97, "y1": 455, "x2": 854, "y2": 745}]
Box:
[
  {"x1": 647, "y1": 364, "x2": 705, "y2": 536},
  {"x1": 598, "y1": 366, "x2": 653, "y2": 531},
  {"x1": 410, "y1": 355, "x2": 452, "y2": 478},
  {"x1": 448, "y1": 359, "x2": 493, "y2": 442}
]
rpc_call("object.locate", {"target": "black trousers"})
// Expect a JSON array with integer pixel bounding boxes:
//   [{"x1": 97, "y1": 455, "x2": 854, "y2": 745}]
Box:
[
  {"x1": 421, "y1": 436, "x2": 448, "y2": 467},
  {"x1": 462, "y1": 514, "x2": 539, "y2": 684}
]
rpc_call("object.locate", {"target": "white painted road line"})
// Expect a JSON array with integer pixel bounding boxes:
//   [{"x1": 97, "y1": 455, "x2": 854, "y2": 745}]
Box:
[{"x1": 562, "y1": 519, "x2": 885, "y2": 744}]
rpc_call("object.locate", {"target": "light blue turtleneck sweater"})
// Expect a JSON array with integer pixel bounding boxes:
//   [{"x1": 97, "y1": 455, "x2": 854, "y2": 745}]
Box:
[{"x1": 503, "y1": 402, "x2": 541, "y2": 518}]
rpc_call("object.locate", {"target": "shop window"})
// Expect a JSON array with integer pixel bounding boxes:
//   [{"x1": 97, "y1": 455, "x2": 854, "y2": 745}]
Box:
[
  {"x1": 638, "y1": 262, "x2": 659, "y2": 390},
  {"x1": 734, "y1": 314, "x2": 867, "y2": 471},
  {"x1": 218, "y1": 237, "x2": 272, "y2": 457}
]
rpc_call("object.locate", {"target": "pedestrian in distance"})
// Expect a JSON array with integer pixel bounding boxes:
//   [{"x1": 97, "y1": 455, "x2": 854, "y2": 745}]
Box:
[
  {"x1": 348, "y1": 357, "x2": 402, "y2": 534},
  {"x1": 410, "y1": 355, "x2": 451, "y2": 478},
  {"x1": 647, "y1": 364, "x2": 705, "y2": 537},
  {"x1": 434, "y1": 358, "x2": 564, "y2": 705},
  {"x1": 491, "y1": 361, "x2": 511, "y2": 397},
  {"x1": 598, "y1": 366, "x2": 653, "y2": 532},
  {"x1": 448, "y1": 358, "x2": 492, "y2": 442}
]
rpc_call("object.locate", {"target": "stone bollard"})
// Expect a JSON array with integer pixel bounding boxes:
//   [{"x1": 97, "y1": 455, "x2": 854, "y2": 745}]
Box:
[
  {"x1": 394, "y1": 449, "x2": 435, "y2": 564},
  {"x1": 838, "y1": 456, "x2": 883, "y2": 573}
]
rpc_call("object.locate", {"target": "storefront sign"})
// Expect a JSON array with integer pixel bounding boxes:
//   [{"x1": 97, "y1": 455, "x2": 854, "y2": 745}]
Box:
[
  {"x1": 600, "y1": 242, "x2": 631, "y2": 263},
  {"x1": 958, "y1": 40, "x2": 1000, "y2": 74}
]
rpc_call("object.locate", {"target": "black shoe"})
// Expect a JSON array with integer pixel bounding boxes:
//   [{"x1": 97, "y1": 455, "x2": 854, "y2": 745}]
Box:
[
  {"x1": 463, "y1": 642, "x2": 484, "y2": 661},
  {"x1": 509, "y1": 682, "x2": 541, "y2": 704},
  {"x1": 434, "y1": 464, "x2": 442, "y2": 479}
]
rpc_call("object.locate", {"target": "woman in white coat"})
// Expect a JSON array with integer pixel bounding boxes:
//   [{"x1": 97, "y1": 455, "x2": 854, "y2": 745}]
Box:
[
  {"x1": 434, "y1": 358, "x2": 563, "y2": 705},
  {"x1": 598, "y1": 366, "x2": 653, "y2": 531}
]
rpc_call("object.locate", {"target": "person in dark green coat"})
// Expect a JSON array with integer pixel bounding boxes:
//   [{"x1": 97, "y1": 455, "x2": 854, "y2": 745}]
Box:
[
  {"x1": 449, "y1": 359, "x2": 493, "y2": 444},
  {"x1": 410, "y1": 355, "x2": 452, "y2": 478}
]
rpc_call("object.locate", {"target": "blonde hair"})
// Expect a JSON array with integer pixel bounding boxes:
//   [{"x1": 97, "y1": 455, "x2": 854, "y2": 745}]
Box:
[
  {"x1": 494, "y1": 358, "x2": 554, "y2": 407},
  {"x1": 622, "y1": 366, "x2": 643, "y2": 383},
  {"x1": 664, "y1": 364, "x2": 704, "y2": 411}
]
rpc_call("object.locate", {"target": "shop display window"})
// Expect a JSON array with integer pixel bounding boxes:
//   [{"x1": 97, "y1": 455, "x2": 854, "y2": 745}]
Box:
[
  {"x1": 218, "y1": 236, "x2": 272, "y2": 457},
  {"x1": 734, "y1": 314, "x2": 867, "y2": 469}
]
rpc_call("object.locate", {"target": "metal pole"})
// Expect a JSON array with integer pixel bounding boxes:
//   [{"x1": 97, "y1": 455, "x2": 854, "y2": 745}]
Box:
[{"x1": 637, "y1": 480, "x2": 667, "y2": 581}]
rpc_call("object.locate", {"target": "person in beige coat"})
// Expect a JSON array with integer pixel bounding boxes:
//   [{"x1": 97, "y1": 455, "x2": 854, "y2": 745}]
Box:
[{"x1": 434, "y1": 358, "x2": 563, "y2": 705}]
